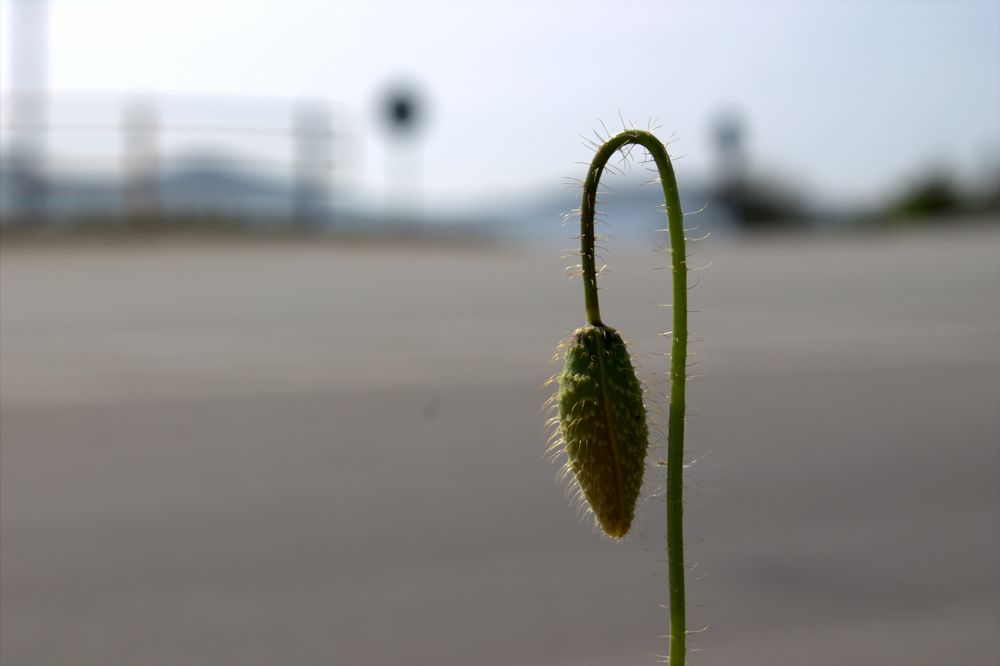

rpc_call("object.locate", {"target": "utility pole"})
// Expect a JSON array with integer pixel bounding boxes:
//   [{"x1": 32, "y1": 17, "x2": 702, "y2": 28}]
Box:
[
  {"x1": 293, "y1": 103, "x2": 332, "y2": 230},
  {"x1": 121, "y1": 99, "x2": 160, "y2": 227}
]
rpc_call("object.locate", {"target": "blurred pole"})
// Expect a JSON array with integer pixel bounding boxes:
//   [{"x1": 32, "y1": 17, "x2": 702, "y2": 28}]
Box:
[
  {"x1": 379, "y1": 84, "x2": 425, "y2": 220},
  {"x1": 712, "y1": 111, "x2": 747, "y2": 189},
  {"x1": 293, "y1": 103, "x2": 332, "y2": 230},
  {"x1": 7, "y1": 0, "x2": 49, "y2": 226},
  {"x1": 121, "y1": 99, "x2": 160, "y2": 227},
  {"x1": 386, "y1": 140, "x2": 421, "y2": 218},
  {"x1": 711, "y1": 110, "x2": 750, "y2": 224}
]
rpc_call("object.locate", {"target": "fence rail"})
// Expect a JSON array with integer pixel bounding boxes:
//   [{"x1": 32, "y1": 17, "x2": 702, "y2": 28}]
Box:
[{"x1": 0, "y1": 91, "x2": 353, "y2": 229}]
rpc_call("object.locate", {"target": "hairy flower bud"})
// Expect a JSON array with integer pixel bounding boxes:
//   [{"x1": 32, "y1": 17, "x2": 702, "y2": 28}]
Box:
[{"x1": 557, "y1": 324, "x2": 648, "y2": 538}]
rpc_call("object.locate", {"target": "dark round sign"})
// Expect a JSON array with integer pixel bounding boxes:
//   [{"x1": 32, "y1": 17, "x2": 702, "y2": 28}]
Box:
[
  {"x1": 382, "y1": 85, "x2": 423, "y2": 136},
  {"x1": 389, "y1": 96, "x2": 413, "y2": 126}
]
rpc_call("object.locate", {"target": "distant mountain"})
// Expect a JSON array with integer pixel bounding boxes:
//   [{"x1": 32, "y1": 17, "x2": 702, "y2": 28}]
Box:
[
  {"x1": 160, "y1": 164, "x2": 294, "y2": 217},
  {"x1": 0, "y1": 155, "x2": 326, "y2": 225},
  {"x1": 488, "y1": 179, "x2": 736, "y2": 247},
  {"x1": 1, "y1": 155, "x2": 736, "y2": 245}
]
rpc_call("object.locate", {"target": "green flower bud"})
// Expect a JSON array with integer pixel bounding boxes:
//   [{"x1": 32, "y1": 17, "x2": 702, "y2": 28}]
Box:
[{"x1": 556, "y1": 323, "x2": 648, "y2": 539}]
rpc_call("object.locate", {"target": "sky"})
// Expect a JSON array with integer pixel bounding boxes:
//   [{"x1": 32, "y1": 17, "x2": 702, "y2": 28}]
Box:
[{"x1": 1, "y1": 0, "x2": 999, "y2": 211}]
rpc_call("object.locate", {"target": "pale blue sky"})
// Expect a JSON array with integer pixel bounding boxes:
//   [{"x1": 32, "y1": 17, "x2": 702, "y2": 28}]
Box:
[{"x1": 2, "y1": 0, "x2": 999, "y2": 209}]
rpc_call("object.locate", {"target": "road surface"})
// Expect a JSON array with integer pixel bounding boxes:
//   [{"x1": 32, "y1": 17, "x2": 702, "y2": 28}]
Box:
[{"x1": 2, "y1": 226, "x2": 998, "y2": 665}]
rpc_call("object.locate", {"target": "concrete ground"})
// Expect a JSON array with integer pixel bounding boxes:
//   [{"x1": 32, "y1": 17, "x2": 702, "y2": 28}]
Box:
[{"x1": 2, "y1": 225, "x2": 998, "y2": 665}]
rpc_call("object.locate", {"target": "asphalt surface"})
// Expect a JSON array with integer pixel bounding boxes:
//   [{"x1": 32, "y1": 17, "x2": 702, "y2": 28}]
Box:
[{"x1": 2, "y1": 225, "x2": 998, "y2": 665}]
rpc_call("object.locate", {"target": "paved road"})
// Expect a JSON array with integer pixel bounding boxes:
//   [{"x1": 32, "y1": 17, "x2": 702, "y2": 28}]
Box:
[{"x1": 2, "y1": 227, "x2": 998, "y2": 665}]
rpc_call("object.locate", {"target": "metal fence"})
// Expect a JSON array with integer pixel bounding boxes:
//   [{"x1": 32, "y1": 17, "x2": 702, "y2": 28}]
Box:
[{"x1": 0, "y1": 91, "x2": 352, "y2": 229}]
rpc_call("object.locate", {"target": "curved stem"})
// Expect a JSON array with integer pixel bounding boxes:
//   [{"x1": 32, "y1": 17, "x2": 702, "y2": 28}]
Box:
[{"x1": 579, "y1": 129, "x2": 688, "y2": 665}]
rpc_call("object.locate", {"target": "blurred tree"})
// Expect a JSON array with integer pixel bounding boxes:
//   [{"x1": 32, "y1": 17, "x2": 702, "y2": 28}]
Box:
[
  {"x1": 888, "y1": 172, "x2": 962, "y2": 218},
  {"x1": 975, "y1": 168, "x2": 1000, "y2": 215}
]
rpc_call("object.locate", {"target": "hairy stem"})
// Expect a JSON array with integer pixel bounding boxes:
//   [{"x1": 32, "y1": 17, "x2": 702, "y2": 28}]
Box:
[{"x1": 579, "y1": 129, "x2": 688, "y2": 665}]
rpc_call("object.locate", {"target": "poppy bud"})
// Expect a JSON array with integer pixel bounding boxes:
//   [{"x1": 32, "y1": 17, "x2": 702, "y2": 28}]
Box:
[{"x1": 557, "y1": 323, "x2": 648, "y2": 538}]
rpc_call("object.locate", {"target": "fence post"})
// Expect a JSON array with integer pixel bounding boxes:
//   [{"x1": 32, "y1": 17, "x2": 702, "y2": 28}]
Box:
[
  {"x1": 121, "y1": 99, "x2": 160, "y2": 227},
  {"x1": 293, "y1": 103, "x2": 332, "y2": 230}
]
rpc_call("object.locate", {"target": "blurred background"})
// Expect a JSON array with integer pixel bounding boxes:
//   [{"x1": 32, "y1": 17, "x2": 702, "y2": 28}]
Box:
[{"x1": 1, "y1": 1, "x2": 998, "y2": 665}]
